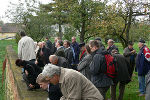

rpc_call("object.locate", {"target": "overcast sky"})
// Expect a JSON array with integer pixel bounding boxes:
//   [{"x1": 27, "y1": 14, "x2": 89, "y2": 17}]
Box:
[{"x1": 0, "y1": 0, "x2": 51, "y2": 23}]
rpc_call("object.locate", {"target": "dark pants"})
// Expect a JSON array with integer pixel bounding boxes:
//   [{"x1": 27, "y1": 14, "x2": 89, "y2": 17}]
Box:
[
  {"x1": 97, "y1": 86, "x2": 110, "y2": 100},
  {"x1": 110, "y1": 82, "x2": 125, "y2": 100}
]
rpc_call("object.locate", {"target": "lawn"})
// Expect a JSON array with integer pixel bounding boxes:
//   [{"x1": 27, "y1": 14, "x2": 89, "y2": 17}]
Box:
[
  {"x1": 0, "y1": 39, "x2": 148, "y2": 100},
  {"x1": 0, "y1": 40, "x2": 17, "y2": 100}
]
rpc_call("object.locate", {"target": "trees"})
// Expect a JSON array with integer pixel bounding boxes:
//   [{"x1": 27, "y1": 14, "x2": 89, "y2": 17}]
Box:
[
  {"x1": 98, "y1": 0, "x2": 150, "y2": 48},
  {"x1": 6, "y1": 0, "x2": 55, "y2": 42}
]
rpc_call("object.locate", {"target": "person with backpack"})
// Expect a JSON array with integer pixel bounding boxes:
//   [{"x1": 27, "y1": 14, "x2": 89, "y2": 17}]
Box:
[
  {"x1": 136, "y1": 39, "x2": 150, "y2": 96},
  {"x1": 89, "y1": 40, "x2": 113, "y2": 100},
  {"x1": 111, "y1": 50, "x2": 131, "y2": 100}
]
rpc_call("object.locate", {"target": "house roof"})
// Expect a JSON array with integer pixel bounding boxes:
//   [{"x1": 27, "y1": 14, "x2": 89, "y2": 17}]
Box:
[{"x1": 0, "y1": 23, "x2": 21, "y2": 33}]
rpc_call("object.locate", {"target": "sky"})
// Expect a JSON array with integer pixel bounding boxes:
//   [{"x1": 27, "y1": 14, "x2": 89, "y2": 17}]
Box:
[{"x1": 0, "y1": 0, "x2": 51, "y2": 23}]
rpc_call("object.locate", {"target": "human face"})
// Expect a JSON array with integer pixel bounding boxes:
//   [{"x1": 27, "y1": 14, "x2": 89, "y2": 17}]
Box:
[
  {"x1": 89, "y1": 45, "x2": 96, "y2": 52},
  {"x1": 39, "y1": 82, "x2": 49, "y2": 90},
  {"x1": 72, "y1": 37, "x2": 76, "y2": 43},
  {"x1": 63, "y1": 42, "x2": 68, "y2": 48},
  {"x1": 107, "y1": 40, "x2": 113, "y2": 47},
  {"x1": 128, "y1": 45, "x2": 133, "y2": 49},
  {"x1": 138, "y1": 42, "x2": 143, "y2": 48}
]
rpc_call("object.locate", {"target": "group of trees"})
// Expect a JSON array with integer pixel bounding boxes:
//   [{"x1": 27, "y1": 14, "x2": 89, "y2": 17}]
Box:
[{"x1": 6, "y1": 0, "x2": 150, "y2": 48}]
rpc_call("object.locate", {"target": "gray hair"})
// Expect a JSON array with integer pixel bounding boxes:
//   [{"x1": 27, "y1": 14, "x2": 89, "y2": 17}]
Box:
[{"x1": 42, "y1": 64, "x2": 61, "y2": 78}]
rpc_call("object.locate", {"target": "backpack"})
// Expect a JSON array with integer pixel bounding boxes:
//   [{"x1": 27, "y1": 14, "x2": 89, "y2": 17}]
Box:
[{"x1": 104, "y1": 54, "x2": 118, "y2": 78}]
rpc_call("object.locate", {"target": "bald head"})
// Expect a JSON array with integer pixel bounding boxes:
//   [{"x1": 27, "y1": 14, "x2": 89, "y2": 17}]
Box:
[
  {"x1": 49, "y1": 55, "x2": 58, "y2": 65},
  {"x1": 107, "y1": 39, "x2": 114, "y2": 47}
]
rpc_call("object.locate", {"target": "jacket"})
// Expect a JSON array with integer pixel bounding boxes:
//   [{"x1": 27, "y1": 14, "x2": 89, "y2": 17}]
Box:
[
  {"x1": 123, "y1": 47, "x2": 137, "y2": 66},
  {"x1": 55, "y1": 46, "x2": 65, "y2": 58},
  {"x1": 136, "y1": 45, "x2": 150, "y2": 76},
  {"x1": 36, "y1": 46, "x2": 51, "y2": 67},
  {"x1": 77, "y1": 54, "x2": 92, "y2": 80},
  {"x1": 64, "y1": 47, "x2": 74, "y2": 66},
  {"x1": 71, "y1": 42, "x2": 80, "y2": 64},
  {"x1": 90, "y1": 47, "x2": 113, "y2": 87},
  {"x1": 18, "y1": 36, "x2": 36, "y2": 61},
  {"x1": 59, "y1": 68, "x2": 103, "y2": 100},
  {"x1": 57, "y1": 56, "x2": 69, "y2": 68},
  {"x1": 112, "y1": 54, "x2": 131, "y2": 84},
  {"x1": 45, "y1": 39, "x2": 53, "y2": 53}
]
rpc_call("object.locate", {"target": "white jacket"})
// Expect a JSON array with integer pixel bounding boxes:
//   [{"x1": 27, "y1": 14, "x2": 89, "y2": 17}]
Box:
[{"x1": 18, "y1": 36, "x2": 36, "y2": 61}]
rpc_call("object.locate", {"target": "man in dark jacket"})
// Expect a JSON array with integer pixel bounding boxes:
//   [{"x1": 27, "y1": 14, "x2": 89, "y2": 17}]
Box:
[
  {"x1": 136, "y1": 39, "x2": 150, "y2": 96},
  {"x1": 63, "y1": 40, "x2": 74, "y2": 68},
  {"x1": 35, "y1": 42, "x2": 52, "y2": 67},
  {"x1": 123, "y1": 41, "x2": 137, "y2": 77},
  {"x1": 45, "y1": 37, "x2": 53, "y2": 53},
  {"x1": 36, "y1": 74, "x2": 62, "y2": 100},
  {"x1": 89, "y1": 40, "x2": 113, "y2": 100},
  {"x1": 71, "y1": 36, "x2": 80, "y2": 66},
  {"x1": 15, "y1": 59, "x2": 42, "y2": 90},
  {"x1": 55, "y1": 40, "x2": 65, "y2": 58},
  {"x1": 107, "y1": 39, "x2": 119, "y2": 54},
  {"x1": 111, "y1": 50, "x2": 131, "y2": 100},
  {"x1": 49, "y1": 55, "x2": 69, "y2": 68}
]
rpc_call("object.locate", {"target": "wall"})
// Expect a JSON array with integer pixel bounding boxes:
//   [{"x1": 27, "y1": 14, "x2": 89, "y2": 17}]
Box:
[{"x1": 5, "y1": 45, "x2": 48, "y2": 100}]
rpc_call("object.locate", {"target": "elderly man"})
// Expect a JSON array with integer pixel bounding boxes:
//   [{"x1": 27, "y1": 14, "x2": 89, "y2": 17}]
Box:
[
  {"x1": 107, "y1": 39, "x2": 119, "y2": 54},
  {"x1": 36, "y1": 64, "x2": 103, "y2": 100},
  {"x1": 35, "y1": 42, "x2": 51, "y2": 67},
  {"x1": 136, "y1": 39, "x2": 150, "y2": 96},
  {"x1": 49, "y1": 55, "x2": 69, "y2": 68},
  {"x1": 18, "y1": 31, "x2": 36, "y2": 61}
]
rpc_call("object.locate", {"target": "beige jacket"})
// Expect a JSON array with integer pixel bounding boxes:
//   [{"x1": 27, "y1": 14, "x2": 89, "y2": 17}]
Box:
[
  {"x1": 18, "y1": 36, "x2": 36, "y2": 61},
  {"x1": 59, "y1": 68, "x2": 103, "y2": 100}
]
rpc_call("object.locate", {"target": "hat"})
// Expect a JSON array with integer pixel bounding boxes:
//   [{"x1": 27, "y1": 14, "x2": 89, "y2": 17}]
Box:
[
  {"x1": 79, "y1": 42, "x2": 85, "y2": 47},
  {"x1": 139, "y1": 39, "x2": 145, "y2": 43},
  {"x1": 95, "y1": 37, "x2": 101, "y2": 41}
]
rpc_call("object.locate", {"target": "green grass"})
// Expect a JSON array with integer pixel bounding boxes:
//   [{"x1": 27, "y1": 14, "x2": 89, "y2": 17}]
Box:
[
  {"x1": 0, "y1": 40, "x2": 17, "y2": 100},
  {"x1": 0, "y1": 39, "x2": 149, "y2": 100}
]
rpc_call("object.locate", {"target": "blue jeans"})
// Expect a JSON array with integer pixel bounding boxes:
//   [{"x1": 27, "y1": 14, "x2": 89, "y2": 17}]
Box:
[{"x1": 138, "y1": 75, "x2": 146, "y2": 94}]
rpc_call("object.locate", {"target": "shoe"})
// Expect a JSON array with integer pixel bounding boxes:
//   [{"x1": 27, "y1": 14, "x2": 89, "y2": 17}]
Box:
[{"x1": 138, "y1": 94, "x2": 145, "y2": 96}]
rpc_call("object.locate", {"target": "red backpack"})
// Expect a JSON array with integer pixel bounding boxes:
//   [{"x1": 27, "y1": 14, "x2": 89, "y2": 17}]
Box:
[{"x1": 104, "y1": 54, "x2": 118, "y2": 78}]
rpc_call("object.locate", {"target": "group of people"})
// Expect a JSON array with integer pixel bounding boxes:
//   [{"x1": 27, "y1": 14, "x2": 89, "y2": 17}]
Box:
[{"x1": 15, "y1": 31, "x2": 150, "y2": 100}]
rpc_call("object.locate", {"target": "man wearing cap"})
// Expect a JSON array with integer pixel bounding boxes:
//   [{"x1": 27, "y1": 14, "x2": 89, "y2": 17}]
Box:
[
  {"x1": 79, "y1": 42, "x2": 86, "y2": 61},
  {"x1": 123, "y1": 41, "x2": 137, "y2": 77},
  {"x1": 136, "y1": 39, "x2": 150, "y2": 96}
]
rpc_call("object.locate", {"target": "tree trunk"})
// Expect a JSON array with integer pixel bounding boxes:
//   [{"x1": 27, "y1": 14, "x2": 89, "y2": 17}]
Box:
[
  {"x1": 125, "y1": 6, "x2": 133, "y2": 47},
  {"x1": 58, "y1": 23, "x2": 63, "y2": 40},
  {"x1": 80, "y1": 0, "x2": 86, "y2": 43}
]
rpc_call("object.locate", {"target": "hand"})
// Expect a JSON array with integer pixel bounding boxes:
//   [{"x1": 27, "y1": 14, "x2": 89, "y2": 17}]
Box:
[
  {"x1": 131, "y1": 50, "x2": 136, "y2": 53},
  {"x1": 25, "y1": 70, "x2": 28, "y2": 76},
  {"x1": 35, "y1": 60, "x2": 38, "y2": 64},
  {"x1": 29, "y1": 84, "x2": 35, "y2": 88}
]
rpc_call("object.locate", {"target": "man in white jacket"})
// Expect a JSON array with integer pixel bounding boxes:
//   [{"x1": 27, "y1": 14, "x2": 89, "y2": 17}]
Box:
[{"x1": 18, "y1": 31, "x2": 36, "y2": 61}]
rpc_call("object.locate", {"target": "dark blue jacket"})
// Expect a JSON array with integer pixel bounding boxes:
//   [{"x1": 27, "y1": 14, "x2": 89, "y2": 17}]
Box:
[
  {"x1": 136, "y1": 46, "x2": 150, "y2": 76},
  {"x1": 71, "y1": 42, "x2": 80, "y2": 64}
]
